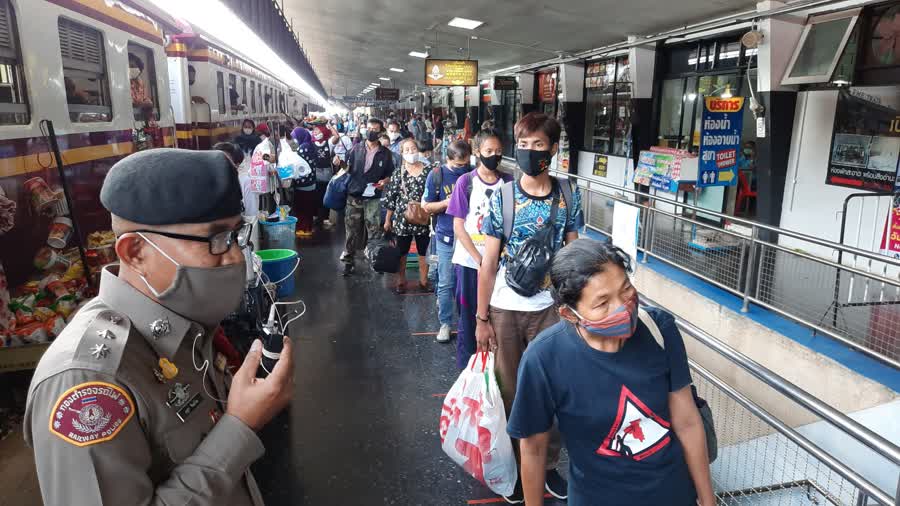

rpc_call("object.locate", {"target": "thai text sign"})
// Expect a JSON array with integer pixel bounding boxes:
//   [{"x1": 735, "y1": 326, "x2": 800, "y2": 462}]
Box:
[
  {"x1": 593, "y1": 154, "x2": 608, "y2": 177},
  {"x1": 698, "y1": 97, "x2": 744, "y2": 187},
  {"x1": 827, "y1": 91, "x2": 900, "y2": 192},
  {"x1": 375, "y1": 88, "x2": 399, "y2": 101},
  {"x1": 425, "y1": 59, "x2": 478, "y2": 87}
]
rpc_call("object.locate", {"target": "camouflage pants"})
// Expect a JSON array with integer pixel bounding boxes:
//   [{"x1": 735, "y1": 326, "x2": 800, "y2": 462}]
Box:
[{"x1": 344, "y1": 196, "x2": 383, "y2": 263}]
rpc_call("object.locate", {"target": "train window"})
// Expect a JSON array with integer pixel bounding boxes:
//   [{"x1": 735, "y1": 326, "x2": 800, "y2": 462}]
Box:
[
  {"x1": 188, "y1": 65, "x2": 196, "y2": 86},
  {"x1": 59, "y1": 17, "x2": 111, "y2": 123},
  {"x1": 257, "y1": 82, "x2": 262, "y2": 112},
  {"x1": 228, "y1": 73, "x2": 238, "y2": 113},
  {"x1": 0, "y1": 0, "x2": 28, "y2": 125},
  {"x1": 250, "y1": 80, "x2": 256, "y2": 112},
  {"x1": 215, "y1": 71, "x2": 225, "y2": 115},
  {"x1": 241, "y1": 76, "x2": 247, "y2": 109},
  {"x1": 127, "y1": 43, "x2": 158, "y2": 122}
]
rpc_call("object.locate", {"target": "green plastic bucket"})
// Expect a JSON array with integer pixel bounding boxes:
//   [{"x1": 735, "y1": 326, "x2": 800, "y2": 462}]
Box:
[{"x1": 255, "y1": 249, "x2": 298, "y2": 298}]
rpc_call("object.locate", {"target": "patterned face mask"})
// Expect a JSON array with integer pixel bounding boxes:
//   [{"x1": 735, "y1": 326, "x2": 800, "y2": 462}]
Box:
[{"x1": 569, "y1": 295, "x2": 639, "y2": 339}]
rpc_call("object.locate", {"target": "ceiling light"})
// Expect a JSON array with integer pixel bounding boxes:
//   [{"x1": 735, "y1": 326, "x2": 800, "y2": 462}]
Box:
[
  {"x1": 379, "y1": 77, "x2": 390, "y2": 81},
  {"x1": 390, "y1": 68, "x2": 405, "y2": 73},
  {"x1": 448, "y1": 17, "x2": 483, "y2": 30},
  {"x1": 409, "y1": 51, "x2": 429, "y2": 58},
  {"x1": 146, "y1": 0, "x2": 326, "y2": 106}
]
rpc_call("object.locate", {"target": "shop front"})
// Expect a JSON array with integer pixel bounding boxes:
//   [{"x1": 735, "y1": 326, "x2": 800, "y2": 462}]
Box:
[{"x1": 652, "y1": 33, "x2": 759, "y2": 220}]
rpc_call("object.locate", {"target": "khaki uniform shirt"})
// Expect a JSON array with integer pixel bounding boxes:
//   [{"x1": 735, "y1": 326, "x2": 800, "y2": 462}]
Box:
[{"x1": 24, "y1": 266, "x2": 265, "y2": 506}]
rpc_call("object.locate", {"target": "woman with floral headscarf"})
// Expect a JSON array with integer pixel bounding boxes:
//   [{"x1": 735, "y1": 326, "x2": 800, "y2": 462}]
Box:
[
  {"x1": 307, "y1": 125, "x2": 336, "y2": 228},
  {"x1": 290, "y1": 127, "x2": 318, "y2": 238}
]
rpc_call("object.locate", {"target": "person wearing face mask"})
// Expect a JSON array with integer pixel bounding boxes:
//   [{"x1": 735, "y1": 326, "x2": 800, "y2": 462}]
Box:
[
  {"x1": 234, "y1": 119, "x2": 261, "y2": 160},
  {"x1": 423, "y1": 140, "x2": 473, "y2": 343},
  {"x1": 379, "y1": 132, "x2": 403, "y2": 170},
  {"x1": 446, "y1": 128, "x2": 512, "y2": 368},
  {"x1": 386, "y1": 120, "x2": 404, "y2": 155},
  {"x1": 341, "y1": 118, "x2": 395, "y2": 276},
  {"x1": 382, "y1": 138, "x2": 432, "y2": 293},
  {"x1": 508, "y1": 239, "x2": 715, "y2": 506},
  {"x1": 128, "y1": 53, "x2": 153, "y2": 110},
  {"x1": 24, "y1": 149, "x2": 294, "y2": 506},
  {"x1": 476, "y1": 112, "x2": 583, "y2": 503},
  {"x1": 301, "y1": 125, "x2": 337, "y2": 230}
]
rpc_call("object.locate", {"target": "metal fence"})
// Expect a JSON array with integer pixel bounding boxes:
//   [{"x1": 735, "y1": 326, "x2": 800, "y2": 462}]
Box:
[
  {"x1": 663, "y1": 299, "x2": 900, "y2": 505},
  {"x1": 573, "y1": 173, "x2": 900, "y2": 369}
]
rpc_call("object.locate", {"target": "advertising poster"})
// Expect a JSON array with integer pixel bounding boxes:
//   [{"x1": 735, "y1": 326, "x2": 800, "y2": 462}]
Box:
[
  {"x1": 634, "y1": 147, "x2": 688, "y2": 191},
  {"x1": 827, "y1": 91, "x2": 900, "y2": 192},
  {"x1": 538, "y1": 72, "x2": 556, "y2": 103},
  {"x1": 880, "y1": 172, "x2": 900, "y2": 259},
  {"x1": 698, "y1": 97, "x2": 745, "y2": 187},
  {"x1": 593, "y1": 154, "x2": 608, "y2": 177}
]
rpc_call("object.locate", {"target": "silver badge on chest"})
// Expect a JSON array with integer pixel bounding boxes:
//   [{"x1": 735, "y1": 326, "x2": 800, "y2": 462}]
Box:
[{"x1": 150, "y1": 318, "x2": 171, "y2": 339}]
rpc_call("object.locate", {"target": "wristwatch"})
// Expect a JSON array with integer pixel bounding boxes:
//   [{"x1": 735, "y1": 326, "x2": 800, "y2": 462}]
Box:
[{"x1": 475, "y1": 314, "x2": 490, "y2": 323}]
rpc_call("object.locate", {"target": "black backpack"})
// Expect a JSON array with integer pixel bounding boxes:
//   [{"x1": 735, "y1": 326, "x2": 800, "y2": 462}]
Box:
[{"x1": 500, "y1": 178, "x2": 571, "y2": 297}]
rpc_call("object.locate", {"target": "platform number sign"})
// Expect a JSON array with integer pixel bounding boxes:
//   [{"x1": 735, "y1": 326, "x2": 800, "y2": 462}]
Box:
[{"x1": 698, "y1": 97, "x2": 744, "y2": 188}]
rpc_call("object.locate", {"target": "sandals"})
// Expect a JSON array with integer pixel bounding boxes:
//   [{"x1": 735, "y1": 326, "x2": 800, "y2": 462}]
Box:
[{"x1": 394, "y1": 282, "x2": 407, "y2": 294}]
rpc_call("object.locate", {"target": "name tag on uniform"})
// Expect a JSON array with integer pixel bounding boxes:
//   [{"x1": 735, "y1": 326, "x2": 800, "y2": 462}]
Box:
[{"x1": 176, "y1": 393, "x2": 203, "y2": 423}]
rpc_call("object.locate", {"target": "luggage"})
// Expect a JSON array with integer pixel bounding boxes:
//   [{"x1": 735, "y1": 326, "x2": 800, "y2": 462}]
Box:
[
  {"x1": 440, "y1": 352, "x2": 517, "y2": 496},
  {"x1": 369, "y1": 235, "x2": 403, "y2": 274},
  {"x1": 323, "y1": 170, "x2": 350, "y2": 210}
]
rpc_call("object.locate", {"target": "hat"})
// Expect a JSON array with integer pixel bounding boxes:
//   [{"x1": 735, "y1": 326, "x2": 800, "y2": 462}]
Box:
[
  {"x1": 256, "y1": 123, "x2": 270, "y2": 135},
  {"x1": 100, "y1": 148, "x2": 243, "y2": 225}
]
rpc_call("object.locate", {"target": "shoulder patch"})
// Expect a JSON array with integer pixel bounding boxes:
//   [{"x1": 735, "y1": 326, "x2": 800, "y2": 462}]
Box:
[{"x1": 49, "y1": 381, "x2": 135, "y2": 447}]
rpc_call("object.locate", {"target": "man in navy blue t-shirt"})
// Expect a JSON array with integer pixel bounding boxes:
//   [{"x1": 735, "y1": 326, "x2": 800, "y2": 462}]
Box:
[{"x1": 423, "y1": 139, "x2": 472, "y2": 343}]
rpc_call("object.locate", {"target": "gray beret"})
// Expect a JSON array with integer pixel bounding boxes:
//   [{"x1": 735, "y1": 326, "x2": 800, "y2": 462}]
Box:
[{"x1": 100, "y1": 148, "x2": 243, "y2": 225}]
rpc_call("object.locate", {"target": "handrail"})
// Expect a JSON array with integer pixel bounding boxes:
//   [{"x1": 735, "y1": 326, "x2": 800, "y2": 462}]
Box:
[
  {"x1": 641, "y1": 295, "x2": 900, "y2": 468},
  {"x1": 552, "y1": 169, "x2": 900, "y2": 269},
  {"x1": 690, "y1": 361, "x2": 895, "y2": 505}
]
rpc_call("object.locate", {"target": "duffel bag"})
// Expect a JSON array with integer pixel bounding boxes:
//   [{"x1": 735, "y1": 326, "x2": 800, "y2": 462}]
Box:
[{"x1": 323, "y1": 170, "x2": 350, "y2": 210}]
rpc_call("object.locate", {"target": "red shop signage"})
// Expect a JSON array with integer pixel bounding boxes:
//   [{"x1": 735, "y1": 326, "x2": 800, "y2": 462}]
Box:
[{"x1": 538, "y1": 72, "x2": 556, "y2": 103}]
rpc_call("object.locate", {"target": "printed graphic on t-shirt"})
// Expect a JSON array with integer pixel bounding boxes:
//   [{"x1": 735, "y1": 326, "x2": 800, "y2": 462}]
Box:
[
  {"x1": 596, "y1": 385, "x2": 671, "y2": 461},
  {"x1": 470, "y1": 187, "x2": 495, "y2": 246}
]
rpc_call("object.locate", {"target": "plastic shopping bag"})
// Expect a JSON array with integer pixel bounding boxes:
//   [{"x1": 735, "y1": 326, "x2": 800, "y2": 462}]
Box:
[{"x1": 440, "y1": 352, "x2": 517, "y2": 496}]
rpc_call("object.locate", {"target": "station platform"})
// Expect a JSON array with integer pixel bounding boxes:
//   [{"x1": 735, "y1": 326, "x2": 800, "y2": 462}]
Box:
[{"x1": 252, "y1": 227, "x2": 567, "y2": 506}]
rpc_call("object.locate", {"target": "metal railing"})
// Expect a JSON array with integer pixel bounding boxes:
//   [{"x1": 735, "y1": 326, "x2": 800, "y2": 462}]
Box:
[
  {"x1": 646, "y1": 296, "x2": 900, "y2": 505},
  {"x1": 554, "y1": 169, "x2": 900, "y2": 369}
]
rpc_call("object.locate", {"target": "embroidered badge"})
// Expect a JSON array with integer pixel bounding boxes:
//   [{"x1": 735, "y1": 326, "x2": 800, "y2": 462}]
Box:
[{"x1": 49, "y1": 382, "x2": 135, "y2": 447}]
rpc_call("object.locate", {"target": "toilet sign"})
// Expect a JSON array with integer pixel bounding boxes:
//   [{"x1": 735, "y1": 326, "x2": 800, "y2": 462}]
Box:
[{"x1": 698, "y1": 97, "x2": 744, "y2": 187}]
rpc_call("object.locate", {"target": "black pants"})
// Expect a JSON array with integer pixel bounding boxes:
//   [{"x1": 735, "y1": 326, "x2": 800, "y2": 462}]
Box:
[{"x1": 394, "y1": 233, "x2": 431, "y2": 257}]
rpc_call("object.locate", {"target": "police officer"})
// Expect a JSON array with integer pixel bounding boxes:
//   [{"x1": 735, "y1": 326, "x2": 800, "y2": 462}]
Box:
[{"x1": 24, "y1": 149, "x2": 294, "y2": 505}]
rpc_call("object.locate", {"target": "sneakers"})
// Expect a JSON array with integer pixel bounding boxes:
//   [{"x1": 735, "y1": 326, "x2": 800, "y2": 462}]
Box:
[
  {"x1": 342, "y1": 263, "x2": 355, "y2": 277},
  {"x1": 436, "y1": 324, "x2": 451, "y2": 343},
  {"x1": 545, "y1": 469, "x2": 568, "y2": 500},
  {"x1": 502, "y1": 481, "x2": 524, "y2": 504},
  {"x1": 339, "y1": 251, "x2": 351, "y2": 262}
]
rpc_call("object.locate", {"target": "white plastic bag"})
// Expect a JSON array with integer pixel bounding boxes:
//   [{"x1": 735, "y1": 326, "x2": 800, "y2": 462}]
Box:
[{"x1": 439, "y1": 352, "x2": 517, "y2": 496}]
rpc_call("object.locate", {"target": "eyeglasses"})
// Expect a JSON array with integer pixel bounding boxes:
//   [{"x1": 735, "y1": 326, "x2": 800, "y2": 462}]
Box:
[{"x1": 132, "y1": 222, "x2": 253, "y2": 255}]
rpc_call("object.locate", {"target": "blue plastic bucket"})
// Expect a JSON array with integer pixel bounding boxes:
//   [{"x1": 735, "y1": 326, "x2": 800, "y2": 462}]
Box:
[
  {"x1": 259, "y1": 217, "x2": 297, "y2": 250},
  {"x1": 255, "y1": 249, "x2": 298, "y2": 298}
]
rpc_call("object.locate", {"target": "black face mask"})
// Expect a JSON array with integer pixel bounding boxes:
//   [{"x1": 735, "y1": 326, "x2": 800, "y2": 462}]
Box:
[
  {"x1": 367, "y1": 130, "x2": 380, "y2": 142},
  {"x1": 480, "y1": 154, "x2": 503, "y2": 171},
  {"x1": 516, "y1": 148, "x2": 552, "y2": 177}
]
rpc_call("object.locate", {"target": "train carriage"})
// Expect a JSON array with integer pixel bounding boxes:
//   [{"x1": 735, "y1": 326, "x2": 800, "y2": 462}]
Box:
[{"x1": 0, "y1": 0, "x2": 312, "y2": 357}]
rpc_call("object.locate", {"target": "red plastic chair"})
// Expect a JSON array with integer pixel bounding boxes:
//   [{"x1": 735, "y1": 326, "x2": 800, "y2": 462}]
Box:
[{"x1": 735, "y1": 171, "x2": 757, "y2": 216}]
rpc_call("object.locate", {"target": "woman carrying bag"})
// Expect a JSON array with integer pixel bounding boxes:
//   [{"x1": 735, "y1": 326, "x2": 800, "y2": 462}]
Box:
[{"x1": 382, "y1": 138, "x2": 432, "y2": 294}]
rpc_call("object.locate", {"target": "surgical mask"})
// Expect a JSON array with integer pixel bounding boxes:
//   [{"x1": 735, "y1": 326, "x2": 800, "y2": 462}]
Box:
[
  {"x1": 403, "y1": 153, "x2": 419, "y2": 164},
  {"x1": 242, "y1": 128, "x2": 253, "y2": 135},
  {"x1": 366, "y1": 130, "x2": 380, "y2": 142},
  {"x1": 136, "y1": 233, "x2": 247, "y2": 327},
  {"x1": 389, "y1": 132, "x2": 401, "y2": 141},
  {"x1": 129, "y1": 68, "x2": 140, "y2": 80},
  {"x1": 480, "y1": 154, "x2": 502, "y2": 171},
  {"x1": 569, "y1": 295, "x2": 638, "y2": 340},
  {"x1": 516, "y1": 148, "x2": 553, "y2": 177},
  {"x1": 743, "y1": 148, "x2": 753, "y2": 156}
]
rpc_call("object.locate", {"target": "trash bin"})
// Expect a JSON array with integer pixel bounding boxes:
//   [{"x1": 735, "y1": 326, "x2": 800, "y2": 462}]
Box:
[
  {"x1": 255, "y1": 249, "x2": 299, "y2": 298},
  {"x1": 259, "y1": 217, "x2": 297, "y2": 251}
]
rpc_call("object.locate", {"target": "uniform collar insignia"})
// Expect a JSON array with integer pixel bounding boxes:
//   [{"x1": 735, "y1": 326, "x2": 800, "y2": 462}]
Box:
[{"x1": 97, "y1": 266, "x2": 193, "y2": 359}]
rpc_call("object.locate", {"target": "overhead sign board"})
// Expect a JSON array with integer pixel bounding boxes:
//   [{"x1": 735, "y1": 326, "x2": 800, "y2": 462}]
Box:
[
  {"x1": 697, "y1": 97, "x2": 745, "y2": 188},
  {"x1": 493, "y1": 76, "x2": 517, "y2": 90},
  {"x1": 375, "y1": 88, "x2": 400, "y2": 101},
  {"x1": 424, "y1": 59, "x2": 478, "y2": 87}
]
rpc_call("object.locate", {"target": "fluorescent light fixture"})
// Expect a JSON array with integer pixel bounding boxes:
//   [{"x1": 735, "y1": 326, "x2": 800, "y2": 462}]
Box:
[
  {"x1": 379, "y1": 77, "x2": 390, "y2": 81},
  {"x1": 147, "y1": 0, "x2": 326, "y2": 106},
  {"x1": 370, "y1": 83, "x2": 380, "y2": 86},
  {"x1": 389, "y1": 68, "x2": 405, "y2": 72},
  {"x1": 409, "y1": 51, "x2": 429, "y2": 58},
  {"x1": 448, "y1": 17, "x2": 483, "y2": 30}
]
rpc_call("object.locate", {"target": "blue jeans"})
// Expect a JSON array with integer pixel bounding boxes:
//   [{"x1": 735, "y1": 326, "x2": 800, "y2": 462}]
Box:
[{"x1": 435, "y1": 237, "x2": 456, "y2": 326}]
